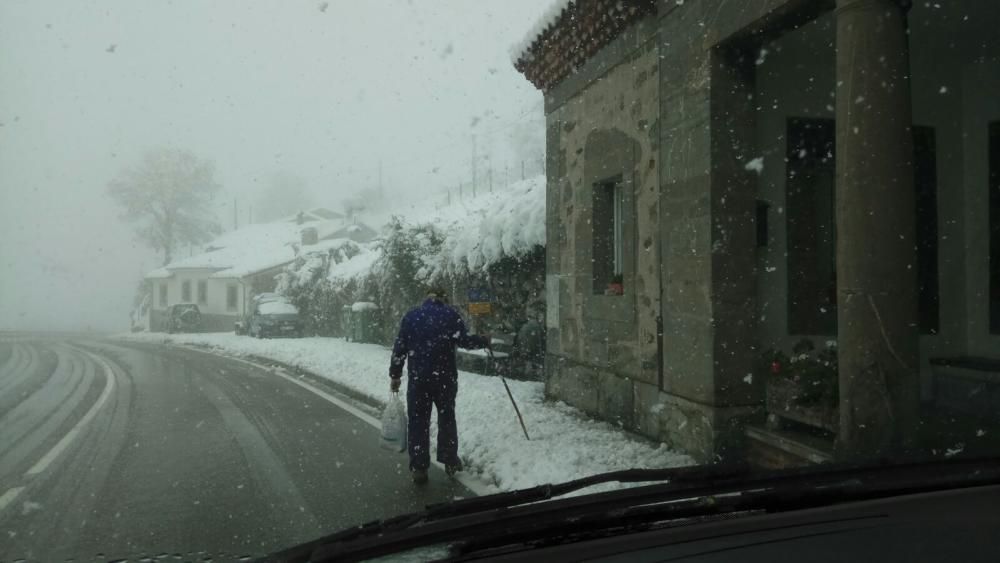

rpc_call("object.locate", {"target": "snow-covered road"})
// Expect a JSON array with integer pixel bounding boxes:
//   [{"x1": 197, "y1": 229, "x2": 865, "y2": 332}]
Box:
[{"x1": 118, "y1": 332, "x2": 694, "y2": 494}]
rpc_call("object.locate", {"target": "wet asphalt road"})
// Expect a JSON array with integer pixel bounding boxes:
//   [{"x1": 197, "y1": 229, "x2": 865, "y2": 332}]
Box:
[{"x1": 0, "y1": 334, "x2": 469, "y2": 562}]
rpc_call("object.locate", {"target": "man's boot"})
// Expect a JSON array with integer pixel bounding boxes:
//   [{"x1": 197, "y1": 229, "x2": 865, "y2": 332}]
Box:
[
  {"x1": 412, "y1": 468, "x2": 428, "y2": 485},
  {"x1": 445, "y1": 461, "x2": 463, "y2": 477}
]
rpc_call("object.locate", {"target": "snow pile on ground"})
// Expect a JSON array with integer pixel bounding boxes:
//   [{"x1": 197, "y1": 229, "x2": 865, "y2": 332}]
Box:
[
  {"x1": 424, "y1": 175, "x2": 545, "y2": 277},
  {"x1": 118, "y1": 332, "x2": 693, "y2": 493}
]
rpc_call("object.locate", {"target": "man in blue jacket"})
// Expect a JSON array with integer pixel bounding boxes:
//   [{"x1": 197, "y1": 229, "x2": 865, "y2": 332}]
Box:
[{"x1": 389, "y1": 288, "x2": 490, "y2": 485}]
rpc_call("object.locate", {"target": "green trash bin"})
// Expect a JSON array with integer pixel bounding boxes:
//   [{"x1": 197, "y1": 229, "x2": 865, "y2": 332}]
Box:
[
  {"x1": 342, "y1": 305, "x2": 353, "y2": 341},
  {"x1": 349, "y1": 302, "x2": 379, "y2": 343}
]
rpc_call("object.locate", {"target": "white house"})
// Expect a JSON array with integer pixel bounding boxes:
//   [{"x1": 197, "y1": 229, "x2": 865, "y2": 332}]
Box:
[{"x1": 143, "y1": 208, "x2": 378, "y2": 332}]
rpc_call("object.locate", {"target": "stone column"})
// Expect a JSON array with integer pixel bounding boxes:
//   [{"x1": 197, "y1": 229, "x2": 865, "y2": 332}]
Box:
[{"x1": 834, "y1": 0, "x2": 920, "y2": 458}]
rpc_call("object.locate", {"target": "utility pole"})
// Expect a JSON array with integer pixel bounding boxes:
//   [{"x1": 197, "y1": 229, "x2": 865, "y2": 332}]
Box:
[
  {"x1": 471, "y1": 135, "x2": 478, "y2": 198},
  {"x1": 233, "y1": 198, "x2": 238, "y2": 230},
  {"x1": 521, "y1": 160, "x2": 525, "y2": 181},
  {"x1": 488, "y1": 168, "x2": 493, "y2": 193}
]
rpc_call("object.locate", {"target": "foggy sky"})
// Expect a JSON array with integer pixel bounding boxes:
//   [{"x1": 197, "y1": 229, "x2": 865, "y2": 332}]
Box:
[{"x1": 0, "y1": 0, "x2": 550, "y2": 332}]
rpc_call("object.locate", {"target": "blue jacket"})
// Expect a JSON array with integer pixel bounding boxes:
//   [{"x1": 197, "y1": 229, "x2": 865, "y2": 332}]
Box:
[{"x1": 390, "y1": 299, "x2": 489, "y2": 382}]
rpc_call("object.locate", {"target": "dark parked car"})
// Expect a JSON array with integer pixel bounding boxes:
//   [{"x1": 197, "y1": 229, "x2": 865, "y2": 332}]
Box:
[
  {"x1": 248, "y1": 299, "x2": 302, "y2": 338},
  {"x1": 165, "y1": 303, "x2": 202, "y2": 333}
]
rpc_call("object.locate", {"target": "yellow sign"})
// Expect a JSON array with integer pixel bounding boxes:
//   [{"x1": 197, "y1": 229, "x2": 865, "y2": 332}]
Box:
[{"x1": 468, "y1": 302, "x2": 492, "y2": 315}]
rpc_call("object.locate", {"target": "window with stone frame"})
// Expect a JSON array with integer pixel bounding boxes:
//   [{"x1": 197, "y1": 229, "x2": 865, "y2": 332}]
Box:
[
  {"x1": 990, "y1": 121, "x2": 1000, "y2": 334},
  {"x1": 181, "y1": 280, "x2": 191, "y2": 303},
  {"x1": 592, "y1": 176, "x2": 624, "y2": 296},
  {"x1": 159, "y1": 283, "x2": 167, "y2": 307},
  {"x1": 197, "y1": 280, "x2": 208, "y2": 305},
  {"x1": 227, "y1": 284, "x2": 238, "y2": 311}
]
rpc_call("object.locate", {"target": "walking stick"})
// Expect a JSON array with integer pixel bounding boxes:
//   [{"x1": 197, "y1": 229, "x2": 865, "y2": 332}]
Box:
[{"x1": 488, "y1": 347, "x2": 530, "y2": 441}]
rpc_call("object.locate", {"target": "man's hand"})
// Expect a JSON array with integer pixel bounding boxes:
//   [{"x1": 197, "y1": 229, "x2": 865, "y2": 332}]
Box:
[{"x1": 390, "y1": 377, "x2": 401, "y2": 393}]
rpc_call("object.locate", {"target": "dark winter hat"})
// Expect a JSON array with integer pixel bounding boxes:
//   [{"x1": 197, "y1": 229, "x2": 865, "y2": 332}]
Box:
[
  {"x1": 426, "y1": 286, "x2": 448, "y2": 301},
  {"x1": 427, "y1": 285, "x2": 448, "y2": 303}
]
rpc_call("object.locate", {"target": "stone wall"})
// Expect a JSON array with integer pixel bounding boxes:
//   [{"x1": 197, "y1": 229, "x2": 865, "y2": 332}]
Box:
[
  {"x1": 543, "y1": 14, "x2": 664, "y2": 443},
  {"x1": 542, "y1": 0, "x2": 825, "y2": 463}
]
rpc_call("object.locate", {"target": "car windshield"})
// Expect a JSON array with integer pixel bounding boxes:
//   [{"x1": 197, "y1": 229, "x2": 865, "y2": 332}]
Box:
[
  {"x1": 1, "y1": 0, "x2": 998, "y2": 561},
  {"x1": 259, "y1": 301, "x2": 298, "y2": 315}
]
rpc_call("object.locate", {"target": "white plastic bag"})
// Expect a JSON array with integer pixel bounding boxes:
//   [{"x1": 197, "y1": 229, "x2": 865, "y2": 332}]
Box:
[{"x1": 379, "y1": 393, "x2": 408, "y2": 453}]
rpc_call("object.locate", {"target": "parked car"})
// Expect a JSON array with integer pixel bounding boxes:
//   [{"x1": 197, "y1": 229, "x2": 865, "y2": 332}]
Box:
[
  {"x1": 165, "y1": 303, "x2": 202, "y2": 333},
  {"x1": 235, "y1": 293, "x2": 286, "y2": 335},
  {"x1": 247, "y1": 299, "x2": 302, "y2": 338}
]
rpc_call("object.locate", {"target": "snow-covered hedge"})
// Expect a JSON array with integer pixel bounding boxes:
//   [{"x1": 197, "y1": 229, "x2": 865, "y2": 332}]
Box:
[{"x1": 279, "y1": 177, "x2": 546, "y2": 340}]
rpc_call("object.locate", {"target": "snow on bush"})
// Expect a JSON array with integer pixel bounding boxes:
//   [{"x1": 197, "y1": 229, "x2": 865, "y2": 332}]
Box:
[
  {"x1": 426, "y1": 176, "x2": 545, "y2": 278},
  {"x1": 119, "y1": 332, "x2": 694, "y2": 493},
  {"x1": 277, "y1": 176, "x2": 546, "y2": 340}
]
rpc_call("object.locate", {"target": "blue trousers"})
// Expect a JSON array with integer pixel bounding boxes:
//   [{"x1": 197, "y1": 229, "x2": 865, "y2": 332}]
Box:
[{"x1": 406, "y1": 376, "x2": 459, "y2": 471}]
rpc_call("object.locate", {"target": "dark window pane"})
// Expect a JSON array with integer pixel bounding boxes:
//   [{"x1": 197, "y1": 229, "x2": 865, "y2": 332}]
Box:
[
  {"x1": 592, "y1": 177, "x2": 624, "y2": 295},
  {"x1": 914, "y1": 126, "x2": 939, "y2": 335},
  {"x1": 786, "y1": 117, "x2": 837, "y2": 336},
  {"x1": 990, "y1": 122, "x2": 1000, "y2": 333}
]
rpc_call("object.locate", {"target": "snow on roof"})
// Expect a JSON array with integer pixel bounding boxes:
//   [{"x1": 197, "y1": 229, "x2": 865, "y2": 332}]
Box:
[
  {"x1": 512, "y1": 0, "x2": 658, "y2": 91},
  {"x1": 510, "y1": 0, "x2": 573, "y2": 64},
  {"x1": 146, "y1": 219, "x2": 342, "y2": 280},
  {"x1": 281, "y1": 207, "x2": 344, "y2": 223},
  {"x1": 309, "y1": 208, "x2": 343, "y2": 220}
]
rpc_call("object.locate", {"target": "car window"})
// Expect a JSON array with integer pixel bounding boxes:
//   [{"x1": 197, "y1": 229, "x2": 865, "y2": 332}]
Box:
[{"x1": 1, "y1": 1, "x2": 997, "y2": 561}]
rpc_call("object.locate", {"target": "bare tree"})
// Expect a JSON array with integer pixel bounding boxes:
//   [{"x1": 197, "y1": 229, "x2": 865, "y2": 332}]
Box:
[
  {"x1": 255, "y1": 170, "x2": 316, "y2": 222},
  {"x1": 108, "y1": 148, "x2": 222, "y2": 266}
]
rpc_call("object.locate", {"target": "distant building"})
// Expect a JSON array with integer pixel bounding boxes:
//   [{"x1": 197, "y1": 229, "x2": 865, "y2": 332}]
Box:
[
  {"x1": 515, "y1": 0, "x2": 1000, "y2": 464},
  {"x1": 144, "y1": 207, "x2": 377, "y2": 331}
]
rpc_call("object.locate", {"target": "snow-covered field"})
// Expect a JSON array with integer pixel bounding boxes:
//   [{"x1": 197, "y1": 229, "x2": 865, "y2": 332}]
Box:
[{"x1": 118, "y1": 332, "x2": 693, "y2": 494}]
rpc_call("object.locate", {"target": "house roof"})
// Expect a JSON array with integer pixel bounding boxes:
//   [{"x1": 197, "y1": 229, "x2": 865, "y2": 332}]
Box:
[
  {"x1": 145, "y1": 219, "x2": 342, "y2": 280},
  {"x1": 281, "y1": 207, "x2": 344, "y2": 223},
  {"x1": 512, "y1": 0, "x2": 657, "y2": 92},
  {"x1": 325, "y1": 222, "x2": 379, "y2": 243}
]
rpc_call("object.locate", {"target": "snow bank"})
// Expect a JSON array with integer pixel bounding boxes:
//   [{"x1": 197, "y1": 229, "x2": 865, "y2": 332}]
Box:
[{"x1": 118, "y1": 332, "x2": 693, "y2": 493}]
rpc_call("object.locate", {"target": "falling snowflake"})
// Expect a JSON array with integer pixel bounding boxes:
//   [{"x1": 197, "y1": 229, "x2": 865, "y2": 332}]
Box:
[
  {"x1": 744, "y1": 157, "x2": 764, "y2": 174},
  {"x1": 944, "y1": 443, "x2": 965, "y2": 458}
]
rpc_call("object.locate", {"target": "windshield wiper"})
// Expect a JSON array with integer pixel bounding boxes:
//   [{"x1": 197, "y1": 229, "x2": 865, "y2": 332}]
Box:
[{"x1": 263, "y1": 456, "x2": 1000, "y2": 562}]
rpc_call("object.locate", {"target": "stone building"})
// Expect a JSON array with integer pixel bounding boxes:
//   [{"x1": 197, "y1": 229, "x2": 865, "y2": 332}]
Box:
[{"x1": 514, "y1": 0, "x2": 1000, "y2": 463}]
